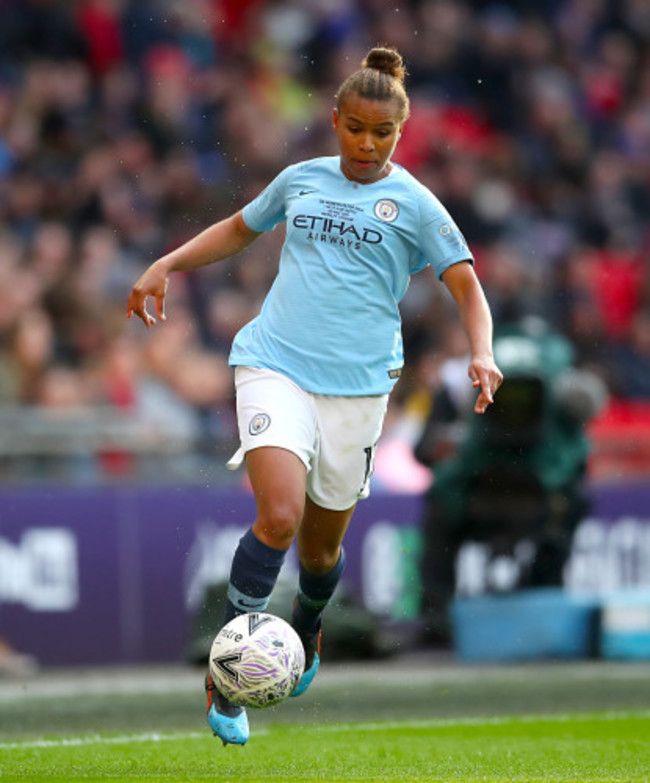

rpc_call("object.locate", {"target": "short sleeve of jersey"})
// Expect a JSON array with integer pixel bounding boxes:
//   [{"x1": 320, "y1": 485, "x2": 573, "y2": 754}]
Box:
[
  {"x1": 242, "y1": 163, "x2": 300, "y2": 233},
  {"x1": 414, "y1": 186, "x2": 473, "y2": 279}
]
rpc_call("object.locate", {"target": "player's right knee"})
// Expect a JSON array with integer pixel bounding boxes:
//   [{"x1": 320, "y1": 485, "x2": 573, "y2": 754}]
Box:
[{"x1": 254, "y1": 503, "x2": 303, "y2": 549}]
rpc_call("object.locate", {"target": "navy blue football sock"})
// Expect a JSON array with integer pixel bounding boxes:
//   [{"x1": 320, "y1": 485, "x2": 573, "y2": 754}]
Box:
[
  {"x1": 223, "y1": 528, "x2": 287, "y2": 624},
  {"x1": 292, "y1": 548, "x2": 346, "y2": 635}
]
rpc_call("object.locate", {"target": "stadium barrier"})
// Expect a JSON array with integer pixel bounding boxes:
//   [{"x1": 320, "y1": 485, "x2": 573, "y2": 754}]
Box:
[
  {"x1": 451, "y1": 589, "x2": 601, "y2": 661},
  {"x1": 0, "y1": 489, "x2": 425, "y2": 666},
  {"x1": 0, "y1": 484, "x2": 649, "y2": 666}
]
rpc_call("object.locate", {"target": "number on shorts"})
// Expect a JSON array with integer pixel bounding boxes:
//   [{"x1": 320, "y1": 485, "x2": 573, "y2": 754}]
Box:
[{"x1": 361, "y1": 445, "x2": 376, "y2": 492}]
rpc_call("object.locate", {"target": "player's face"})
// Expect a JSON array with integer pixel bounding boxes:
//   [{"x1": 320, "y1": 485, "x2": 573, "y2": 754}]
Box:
[{"x1": 333, "y1": 93, "x2": 402, "y2": 184}]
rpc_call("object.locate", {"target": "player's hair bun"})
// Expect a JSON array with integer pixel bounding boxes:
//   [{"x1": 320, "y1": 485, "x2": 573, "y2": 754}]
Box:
[
  {"x1": 336, "y1": 44, "x2": 410, "y2": 123},
  {"x1": 363, "y1": 47, "x2": 407, "y2": 84}
]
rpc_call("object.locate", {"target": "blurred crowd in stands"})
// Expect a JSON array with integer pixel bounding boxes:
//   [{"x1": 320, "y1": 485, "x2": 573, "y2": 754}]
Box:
[{"x1": 1, "y1": 0, "x2": 650, "y2": 482}]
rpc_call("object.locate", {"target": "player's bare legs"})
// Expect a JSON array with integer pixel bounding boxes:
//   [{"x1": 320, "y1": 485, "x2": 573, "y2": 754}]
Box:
[
  {"x1": 297, "y1": 496, "x2": 355, "y2": 573},
  {"x1": 207, "y1": 446, "x2": 307, "y2": 745},
  {"x1": 247, "y1": 446, "x2": 308, "y2": 551}
]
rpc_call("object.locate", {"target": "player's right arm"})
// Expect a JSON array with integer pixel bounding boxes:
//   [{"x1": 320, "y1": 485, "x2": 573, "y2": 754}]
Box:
[{"x1": 127, "y1": 210, "x2": 261, "y2": 328}]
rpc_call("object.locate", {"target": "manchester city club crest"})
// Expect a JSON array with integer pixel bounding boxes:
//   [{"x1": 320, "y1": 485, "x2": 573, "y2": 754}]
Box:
[
  {"x1": 373, "y1": 199, "x2": 399, "y2": 223},
  {"x1": 249, "y1": 413, "x2": 271, "y2": 435}
]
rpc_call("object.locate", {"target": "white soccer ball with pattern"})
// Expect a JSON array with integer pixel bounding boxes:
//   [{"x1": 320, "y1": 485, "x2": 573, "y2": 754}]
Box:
[{"x1": 209, "y1": 613, "x2": 305, "y2": 708}]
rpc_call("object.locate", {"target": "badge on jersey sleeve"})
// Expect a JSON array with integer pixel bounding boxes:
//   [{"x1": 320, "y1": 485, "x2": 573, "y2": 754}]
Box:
[{"x1": 439, "y1": 222, "x2": 470, "y2": 253}]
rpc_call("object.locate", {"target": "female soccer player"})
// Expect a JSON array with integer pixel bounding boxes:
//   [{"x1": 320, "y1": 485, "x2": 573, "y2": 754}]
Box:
[{"x1": 127, "y1": 46, "x2": 503, "y2": 746}]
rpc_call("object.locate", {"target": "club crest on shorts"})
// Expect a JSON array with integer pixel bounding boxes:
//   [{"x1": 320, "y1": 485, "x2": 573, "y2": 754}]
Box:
[
  {"x1": 374, "y1": 199, "x2": 399, "y2": 223},
  {"x1": 249, "y1": 413, "x2": 271, "y2": 435}
]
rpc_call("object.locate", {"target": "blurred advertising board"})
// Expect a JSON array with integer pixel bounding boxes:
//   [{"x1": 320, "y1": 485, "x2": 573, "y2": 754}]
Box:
[{"x1": 0, "y1": 484, "x2": 649, "y2": 666}]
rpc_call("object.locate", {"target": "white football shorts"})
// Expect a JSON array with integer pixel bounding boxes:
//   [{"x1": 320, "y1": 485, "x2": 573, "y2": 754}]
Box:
[{"x1": 227, "y1": 366, "x2": 389, "y2": 511}]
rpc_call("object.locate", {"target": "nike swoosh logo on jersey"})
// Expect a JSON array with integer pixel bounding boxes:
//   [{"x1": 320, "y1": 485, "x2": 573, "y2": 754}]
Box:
[{"x1": 298, "y1": 189, "x2": 317, "y2": 196}]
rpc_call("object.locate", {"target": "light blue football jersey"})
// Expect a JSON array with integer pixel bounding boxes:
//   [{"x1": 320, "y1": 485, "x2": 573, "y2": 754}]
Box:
[{"x1": 229, "y1": 156, "x2": 473, "y2": 395}]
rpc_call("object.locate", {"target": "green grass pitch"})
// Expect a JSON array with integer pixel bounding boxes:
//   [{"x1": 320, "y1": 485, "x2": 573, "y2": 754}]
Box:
[{"x1": 1, "y1": 657, "x2": 649, "y2": 781}]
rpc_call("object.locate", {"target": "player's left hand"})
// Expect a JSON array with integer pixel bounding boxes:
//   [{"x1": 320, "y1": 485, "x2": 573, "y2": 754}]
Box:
[{"x1": 469, "y1": 355, "x2": 503, "y2": 414}]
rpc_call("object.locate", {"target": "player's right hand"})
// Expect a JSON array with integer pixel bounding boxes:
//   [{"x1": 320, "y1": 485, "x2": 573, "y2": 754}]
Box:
[{"x1": 126, "y1": 260, "x2": 169, "y2": 328}]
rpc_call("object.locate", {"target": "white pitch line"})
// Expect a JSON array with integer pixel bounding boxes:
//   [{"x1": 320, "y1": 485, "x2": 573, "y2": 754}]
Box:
[
  {"x1": 0, "y1": 728, "x2": 269, "y2": 751},
  {"x1": 2, "y1": 711, "x2": 648, "y2": 751},
  {"x1": 314, "y1": 709, "x2": 650, "y2": 734},
  {"x1": 0, "y1": 731, "x2": 203, "y2": 750}
]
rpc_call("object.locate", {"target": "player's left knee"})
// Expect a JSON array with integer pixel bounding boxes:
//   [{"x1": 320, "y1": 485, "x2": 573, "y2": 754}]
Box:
[{"x1": 298, "y1": 545, "x2": 341, "y2": 575}]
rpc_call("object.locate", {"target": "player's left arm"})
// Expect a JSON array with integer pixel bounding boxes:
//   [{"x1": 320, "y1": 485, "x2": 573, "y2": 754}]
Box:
[{"x1": 441, "y1": 261, "x2": 503, "y2": 414}]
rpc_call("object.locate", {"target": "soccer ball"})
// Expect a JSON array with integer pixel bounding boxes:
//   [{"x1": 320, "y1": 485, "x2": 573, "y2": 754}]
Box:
[{"x1": 209, "y1": 613, "x2": 305, "y2": 708}]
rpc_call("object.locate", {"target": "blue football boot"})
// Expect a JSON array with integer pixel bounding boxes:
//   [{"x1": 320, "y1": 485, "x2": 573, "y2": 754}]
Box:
[
  {"x1": 205, "y1": 673, "x2": 249, "y2": 746},
  {"x1": 290, "y1": 627, "x2": 321, "y2": 698}
]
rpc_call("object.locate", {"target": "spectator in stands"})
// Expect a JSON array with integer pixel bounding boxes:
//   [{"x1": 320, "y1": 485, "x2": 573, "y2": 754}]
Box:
[
  {"x1": 608, "y1": 309, "x2": 650, "y2": 400},
  {"x1": 0, "y1": 0, "x2": 649, "y2": 481}
]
